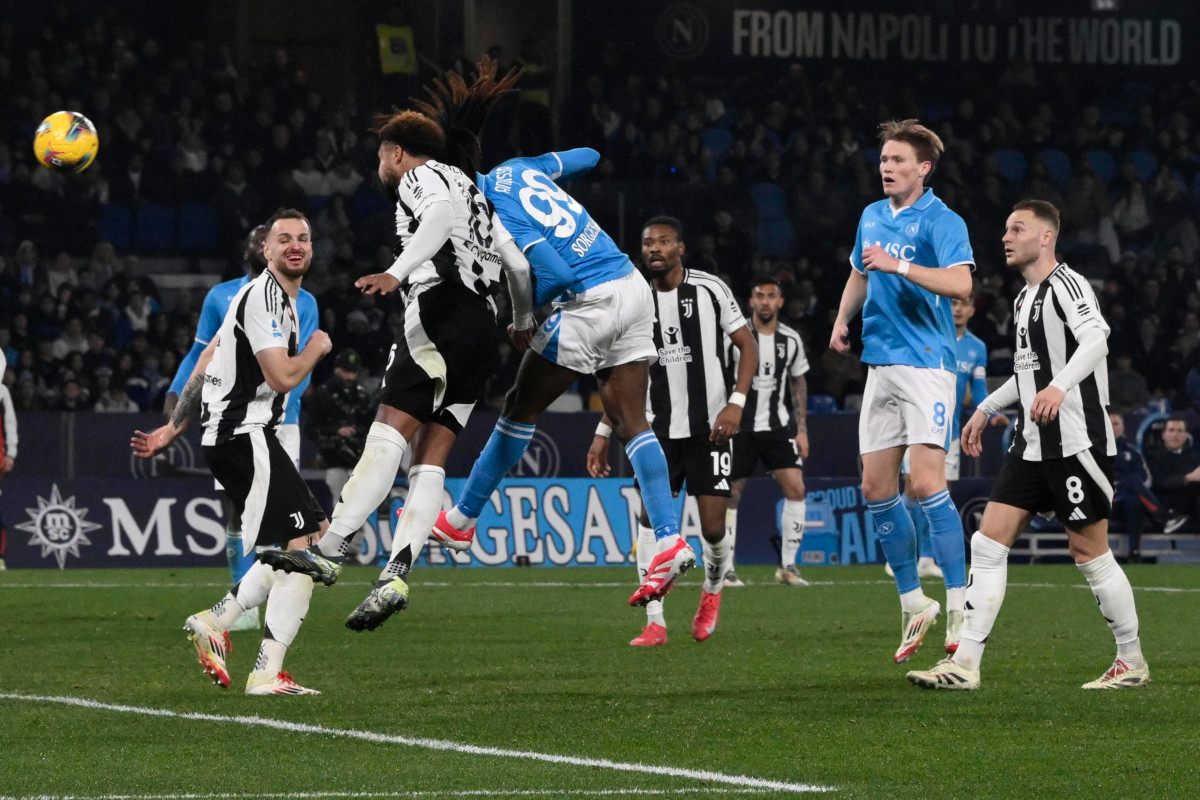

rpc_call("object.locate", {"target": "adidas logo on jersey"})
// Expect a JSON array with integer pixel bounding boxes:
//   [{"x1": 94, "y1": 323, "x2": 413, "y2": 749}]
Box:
[
  {"x1": 714, "y1": 479, "x2": 729, "y2": 491},
  {"x1": 1068, "y1": 507, "x2": 1087, "y2": 522}
]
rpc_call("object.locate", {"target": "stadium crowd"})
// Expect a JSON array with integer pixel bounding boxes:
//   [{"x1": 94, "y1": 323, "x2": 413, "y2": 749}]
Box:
[{"x1": 1, "y1": 5, "x2": 1199, "y2": 429}]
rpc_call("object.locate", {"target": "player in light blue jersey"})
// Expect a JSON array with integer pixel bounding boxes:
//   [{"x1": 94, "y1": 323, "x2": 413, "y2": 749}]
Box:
[
  {"x1": 165, "y1": 224, "x2": 319, "y2": 631},
  {"x1": 830, "y1": 119, "x2": 975, "y2": 664},
  {"x1": 433, "y1": 144, "x2": 695, "y2": 608},
  {"x1": 420, "y1": 69, "x2": 691, "y2": 606},
  {"x1": 897, "y1": 287, "x2": 1009, "y2": 580}
]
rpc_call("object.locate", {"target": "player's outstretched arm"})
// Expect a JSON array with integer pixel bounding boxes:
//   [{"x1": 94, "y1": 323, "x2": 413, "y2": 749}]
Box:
[
  {"x1": 358, "y1": 200, "x2": 456, "y2": 296},
  {"x1": 133, "y1": 339, "x2": 219, "y2": 458}
]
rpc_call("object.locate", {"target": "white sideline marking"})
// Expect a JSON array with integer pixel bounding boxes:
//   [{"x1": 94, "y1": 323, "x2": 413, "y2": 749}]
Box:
[
  {"x1": 0, "y1": 791, "x2": 777, "y2": 800},
  {"x1": 0, "y1": 694, "x2": 834, "y2": 795},
  {"x1": 0, "y1": 579, "x2": 1196, "y2": 594}
]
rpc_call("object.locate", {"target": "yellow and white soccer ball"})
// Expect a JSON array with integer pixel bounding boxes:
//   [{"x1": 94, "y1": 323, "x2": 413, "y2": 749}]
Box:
[{"x1": 33, "y1": 111, "x2": 99, "y2": 174}]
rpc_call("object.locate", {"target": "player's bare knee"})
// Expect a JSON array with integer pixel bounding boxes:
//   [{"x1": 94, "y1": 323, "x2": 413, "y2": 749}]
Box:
[
  {"x1": 860, "y1": 475, "x2": 898, "y2": 503},
  {"x1": 906, "y1": 473, "x2": 945, "y2": 500}
]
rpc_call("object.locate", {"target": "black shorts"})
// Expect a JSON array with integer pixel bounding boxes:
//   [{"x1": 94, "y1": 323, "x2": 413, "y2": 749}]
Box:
[
  {"x1": 990, "y1": 445, "x2": 1114, "y2": 527},
  {"x1": 656, "y1": 434, "x2": 733, "y2": 497},
  {"x1": 204, "y1": 429, "x2": 326, "y2": 549},
  {"x1": 730, "y1": 430, "x2": 804, "y2": 481},
  {"x1": 378, "y1": 281, "x2": 500, "y2": 434}
]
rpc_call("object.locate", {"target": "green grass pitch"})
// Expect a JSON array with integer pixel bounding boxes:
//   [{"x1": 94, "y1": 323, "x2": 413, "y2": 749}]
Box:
[{"x1": 1, "y1": 564, "x2": 1198, "y2": 799}]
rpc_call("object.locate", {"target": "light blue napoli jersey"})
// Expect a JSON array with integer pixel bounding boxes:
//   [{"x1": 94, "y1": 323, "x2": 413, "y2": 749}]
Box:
[
  {"x1": 478, "y1": 148, "x2": 634, "y2": 306},
  {"x1": 169, "y1": 275, "x2": 318, "y2": 424},
  {"x1": 954, "y1": 329, "x2": 989, "y2": 440},
  {"x1": 850, "y1": 188, "x2": 974, "y2": 370}
]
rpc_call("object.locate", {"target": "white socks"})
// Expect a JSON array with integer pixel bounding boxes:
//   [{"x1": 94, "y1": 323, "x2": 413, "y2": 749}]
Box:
[
  {"x1": 701, "y1": 531, "x2": 729, "y2": 594},
  {"x1": 1077, "y1": 550, "x2": 1144, "y2": 662},
  {"x1": 636, "y1": 524, "x2": 664, "y2": 625},
  {"x1": 954, "y1": 532, "x2": 1010, "y2": 671},
  {"x1": 256, "y1": 570, "x2": 315, "y2": 675},
  {"x1": 723, "y1": 508, "x2": 738, "y2": 576},
  {"x1": 381, "y1": 464, "x2": 446, "y2": 580},
  {"x1": 321, "y1": 422, "x2": 409, "y2": 556},
  {"x1": 780, "y1": 499, "x2": 806, "y2": 567},
  {"x1": 210, "y1": 558, "x2": 276, "y2": 629}
]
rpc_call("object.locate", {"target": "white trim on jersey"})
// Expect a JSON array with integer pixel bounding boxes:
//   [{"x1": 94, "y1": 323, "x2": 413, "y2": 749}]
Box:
[{"x1": 1075, "y1": 447, "x2": 1115, "y2": 502}]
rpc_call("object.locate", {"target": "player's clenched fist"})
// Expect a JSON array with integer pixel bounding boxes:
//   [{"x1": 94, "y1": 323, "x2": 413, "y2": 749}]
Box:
[{"x1": 307, "y1": 329, "x2": 333, "y2": 357}]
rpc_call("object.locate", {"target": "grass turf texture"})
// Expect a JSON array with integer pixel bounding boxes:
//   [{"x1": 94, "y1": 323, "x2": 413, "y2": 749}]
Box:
[{"x1": 1, "y1": 564, "x2": 1197, "y2": 799}]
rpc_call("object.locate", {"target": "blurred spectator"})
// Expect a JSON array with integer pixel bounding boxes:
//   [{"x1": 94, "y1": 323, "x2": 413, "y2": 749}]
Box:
[
  {"x1": 304, "y1": 348, "x2": 374, "y2": 506},
  {"x1": 1145, "y1": 415, "x2": 1200, "y2": 533},
  {"x1": 93, "y1": 380, "x2": 139, "y2": 413},
  {"x1": 1109, "y1": 351, "x2": 1151, "y2": 414},
  {"x1": 1110, "y1": 411, "x2": 1158, "y2": 562}
]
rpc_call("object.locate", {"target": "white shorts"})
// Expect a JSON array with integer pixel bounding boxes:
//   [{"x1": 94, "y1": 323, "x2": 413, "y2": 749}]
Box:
[
  {"x1": 859, "y1": 364, "x2": 956, "y2": 455},
  {"x1": 902, "y1": 437, "x2": 962, "y2": 481},
  {"x1": 214, "y1": 422, "x2": 301, "y2": 490},
  {"x1": 531, "y1": 272, "x2": 658, "y2": 374}
]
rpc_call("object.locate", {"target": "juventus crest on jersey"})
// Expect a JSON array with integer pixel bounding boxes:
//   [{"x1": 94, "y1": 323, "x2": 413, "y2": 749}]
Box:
[
  {"x1": 1009, "y1": 263, "x2": 1115, "y2": 461},
  {"x1": 392, "y1": 159, "x2": 506, "y2": 310},
  {"x1": 729, "y1": 324, "x2": 811, "y2": 434},
  {"x1": 649, "y1": 269, "x2": 747, "y2": 439},
  {"x1": 201, "y1": 270, "x2": 298, "y2": 446}
]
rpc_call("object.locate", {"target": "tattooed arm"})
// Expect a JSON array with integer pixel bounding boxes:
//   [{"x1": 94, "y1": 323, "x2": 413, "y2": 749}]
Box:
[{"x1": 132, "y1": 339, "x2": 218, "y2": 459}]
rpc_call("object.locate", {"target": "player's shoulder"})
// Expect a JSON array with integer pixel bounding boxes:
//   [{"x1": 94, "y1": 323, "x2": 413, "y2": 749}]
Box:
[
  {"x1": 961, "y1": 329, "x2": 986, "y2": 349},
  {"x1": 859, "y1": 198, "x2": 891, "y2": 222},
  {"x1": 776, "y1": 321, "x2": 804, "y2": 343},
  {"x1": 920, "y1": 192, "x2": 967, "y2": 223},
  {"x1": 686, "y1": 268, "x2": 732, "y2": 291},
  {"x1": 1047, "y1": 262, "x2": 1089, "y2": 290}
]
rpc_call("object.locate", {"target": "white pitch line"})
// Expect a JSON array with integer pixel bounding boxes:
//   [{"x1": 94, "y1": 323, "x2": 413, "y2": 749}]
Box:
[
  {"x1": 0, "y1": 579, "x2": 1196, "y2": 593},
  {"x1": 0, "y1": 790, "x2": 776, "y2": 800},
  {"x1": 0, "y1": 694, "x2": 834, "y2": 795}
]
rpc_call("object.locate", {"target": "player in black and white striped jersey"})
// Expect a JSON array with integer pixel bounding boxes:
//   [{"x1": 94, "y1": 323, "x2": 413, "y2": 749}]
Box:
[
  {"x1": 907, "y1": 199, "x2": 1148, "y2": 691},
  {"x1": 723, "y1": 276, "x2": 812, "y2": 588},
  {"x1": 259, "y1": 109, "x2": 535, "y2": 627},
  {"x1": 133, "y1": 209, "x2": 335, "y2": 695},
  {"x1": 589, "y1": 216, "x2": 756, "y2": 646}
]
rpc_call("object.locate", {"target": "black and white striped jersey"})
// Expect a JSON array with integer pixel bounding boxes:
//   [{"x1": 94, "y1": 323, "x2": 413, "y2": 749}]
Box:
[
  {"x1": 649, "y1": 269, "x2": 748, "y2": 439},
  {"x1": 1008, "y1": 263, "x2": 1115, "y2": 461},
  {"x1": 200, "y1": 270, "x2": 298, "y2": 446},
  {"x1": 392, "y1": 159, "x2": 510, "y2": 311},
  {"x1": 729, "y1": 323, "x2": 810, "y2": 434}
]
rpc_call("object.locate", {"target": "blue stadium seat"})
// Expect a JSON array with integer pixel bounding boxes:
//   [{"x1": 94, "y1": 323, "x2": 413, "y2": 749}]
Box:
[
  {"x1": 701, "y1": 127, "x2": 733, "y2": 161},
  {"x1": 921, "y1": 98, "x2": 952, "y2": 122},
  {"x1": 99, "y1": 204, "x2": 131, "y2": 250},
  {"x1": 134, "y1": 204, "x2": 175, "y2": 251},
  {"x1": 177, "y1": 203, "x2": 217, "y2": 252},
  {"x1": 1128, "y1": 150, "x2": 1159, "y2": 183},
  {"x1": 992, "y1": 148, "x2": 1028, "y2": 185},
  {"x1": 1037, "y1": 149, "x2": 1073, "y2": 187},
  {"x1": 808, "y1": 394, "x2": 838, "y2": 413},
  {"x1": 750, "y1": 182, "x2": 792, "y2": 258},
  {"x1": 1083, "y1": 150, "x2": 1117, "y2": 184},
  {"x1": 351, "y1": 183, "x2": 390, "y2": 221}
]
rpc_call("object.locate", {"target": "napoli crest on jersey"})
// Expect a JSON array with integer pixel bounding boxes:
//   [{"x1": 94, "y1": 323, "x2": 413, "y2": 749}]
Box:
[{"x1": 905, "y1": 222, "x2": 920, "y2": 237}]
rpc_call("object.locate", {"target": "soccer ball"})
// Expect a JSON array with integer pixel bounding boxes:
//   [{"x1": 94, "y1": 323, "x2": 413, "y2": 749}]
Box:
[{"x1": 33, "y1": 111, "x2": 99, "y2": 174}]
